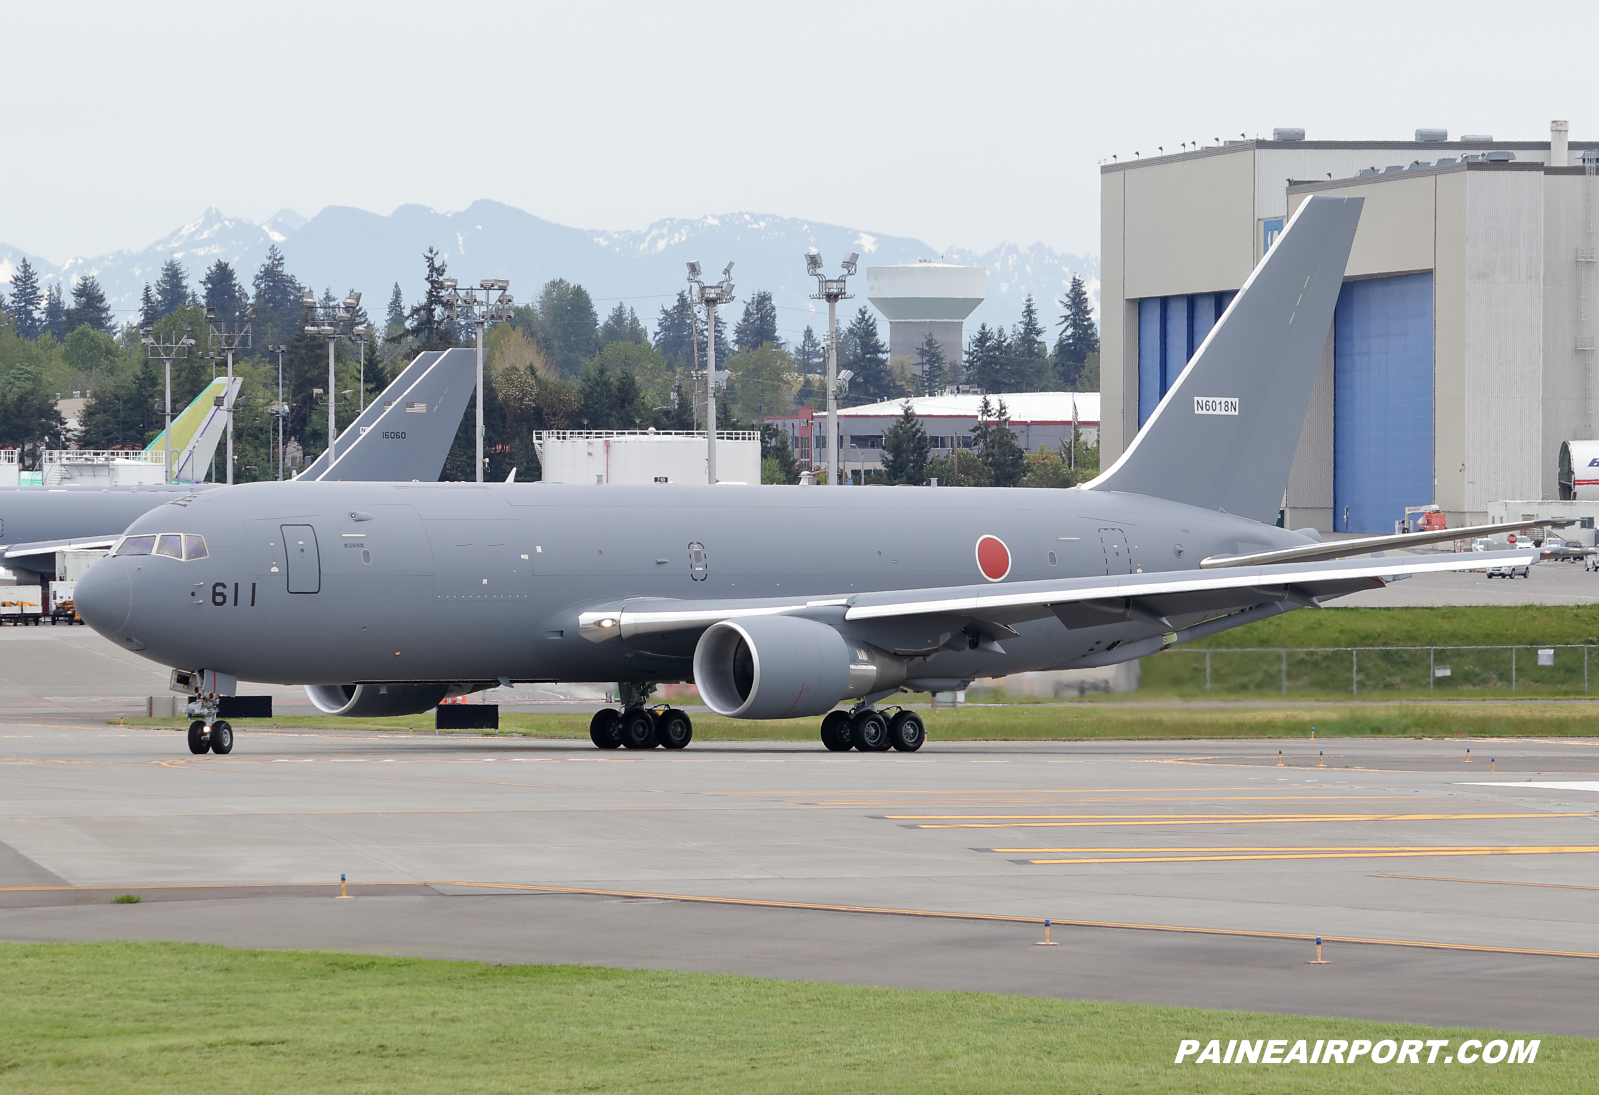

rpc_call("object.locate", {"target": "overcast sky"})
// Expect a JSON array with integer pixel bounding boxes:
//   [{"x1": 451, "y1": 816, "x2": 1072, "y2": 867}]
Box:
[{"x1": 5, "y1": 0, "x2": 1595, "y2": 264}]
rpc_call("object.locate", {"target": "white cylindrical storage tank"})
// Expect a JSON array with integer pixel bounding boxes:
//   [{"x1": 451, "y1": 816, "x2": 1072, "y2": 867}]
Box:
[{"x1": 1558, "y1": 440, "x2": 1599, "y2": 499}]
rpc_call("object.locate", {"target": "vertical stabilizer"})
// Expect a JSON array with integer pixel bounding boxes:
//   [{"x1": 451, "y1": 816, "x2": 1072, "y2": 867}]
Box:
[
  {"x1": 300, "y1": 348, "x2": 475, "y2": 483},
  {"x1": 1085, "y1": 194, "x2": 1363, "y2": 523},
  {"x1": 143, "y1": 377, "x2": 241, "y2": 485}
]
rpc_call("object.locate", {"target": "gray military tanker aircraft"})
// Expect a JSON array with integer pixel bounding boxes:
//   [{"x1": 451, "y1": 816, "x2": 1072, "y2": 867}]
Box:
[
  {"x1": 74, "y1": 195, "x2": 1541, "y2": 756},
  {"x1": 0, "y1": 348, "x2": 479, "y2": 583}
]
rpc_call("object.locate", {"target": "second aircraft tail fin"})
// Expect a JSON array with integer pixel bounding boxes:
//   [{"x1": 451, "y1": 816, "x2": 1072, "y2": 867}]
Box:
[{"x1": 1084, "y1": 193, "x2": 1363, "y2": 523}]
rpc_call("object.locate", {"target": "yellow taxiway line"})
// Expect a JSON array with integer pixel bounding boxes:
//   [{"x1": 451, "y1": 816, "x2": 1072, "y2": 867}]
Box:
[
  {"x1": 1013, "y1": 846, "x2": 1599, "y2": 864},
  {"x1": 893, "y1": 812, "x2": 1592, "y2": 828}
]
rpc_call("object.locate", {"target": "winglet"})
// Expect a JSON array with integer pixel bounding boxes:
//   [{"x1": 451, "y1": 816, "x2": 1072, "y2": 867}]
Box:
[{"x1": 1085, "y1": 194, "x2": 1364, "y2": 523}]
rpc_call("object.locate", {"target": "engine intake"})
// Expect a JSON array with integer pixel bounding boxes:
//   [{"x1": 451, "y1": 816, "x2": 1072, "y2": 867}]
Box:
[{"x1": 692, "y1": 615, "x2": 905, "y2": 719}]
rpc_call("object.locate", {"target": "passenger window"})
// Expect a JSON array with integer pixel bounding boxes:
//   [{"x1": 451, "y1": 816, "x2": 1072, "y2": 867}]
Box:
[
  {"x1": 154, "y1": 534, "x2": 183, "y2": 559},
  {"x1": 116, "y1": 535, "x2": 157, "y2": 556},
  {"x1": 183, "y1": 534, "x2": 209, "y2": 561},
  {"x1": 1048, "y1": 551, "x2": 1058, "y2": 566}
]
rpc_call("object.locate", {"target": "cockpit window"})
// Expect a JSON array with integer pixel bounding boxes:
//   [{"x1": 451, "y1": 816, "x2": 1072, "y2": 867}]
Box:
[
  {"x1": 115, "y1": 534, "x2": 157, "y2": 556},
  {"x1": 114, "y1": 533, "x2": 208, "y2": 560}
]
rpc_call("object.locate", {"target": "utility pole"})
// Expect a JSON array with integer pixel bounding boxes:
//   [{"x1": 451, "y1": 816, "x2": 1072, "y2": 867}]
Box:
[
  {"x1": 440, "y1": 279, "x2": 514, "y2": 482},
  {"x1": 205, "y1": 305, "x2": 251, "y2": 484},
  {"x1": 140, "y1": 322, "x2": 195, "y2": 484},
  {"x1": 302, "y1": 291, "x2": 363, "y2": 467},
  {"x1": 686, "y1": 261, "x2": 735, "y2": 484},
  {"x1": 805, "y1": 251, "x2": 858, "y2": 485},
  {"x1": 269, "y1": 344, "x2": 287, "y2": 480}
]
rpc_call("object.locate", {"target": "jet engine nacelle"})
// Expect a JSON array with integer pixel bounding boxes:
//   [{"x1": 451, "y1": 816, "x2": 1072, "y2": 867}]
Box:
[
  {"x1": 305, "y1": 682, "x2": 479, "y2": 717},
  {"x1": 692, "y1": 615, "x2": 906, "y2": 719}
]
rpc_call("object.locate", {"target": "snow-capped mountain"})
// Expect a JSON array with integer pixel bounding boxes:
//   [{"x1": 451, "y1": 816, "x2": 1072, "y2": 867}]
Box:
[{"x1": 1, "y1": 202, "x2": 1098, "y2": 339}]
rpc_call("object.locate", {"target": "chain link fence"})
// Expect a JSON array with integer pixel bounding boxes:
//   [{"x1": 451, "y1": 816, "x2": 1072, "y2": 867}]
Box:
[{"x1": 1142, "y1": 645, "x2": 1598, "y2": 699}]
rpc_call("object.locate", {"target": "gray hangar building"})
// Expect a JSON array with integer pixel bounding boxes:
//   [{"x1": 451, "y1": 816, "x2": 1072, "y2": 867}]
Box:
[{"x1": 1099, "y1": 124, "x2": 1599, "y2": 533}]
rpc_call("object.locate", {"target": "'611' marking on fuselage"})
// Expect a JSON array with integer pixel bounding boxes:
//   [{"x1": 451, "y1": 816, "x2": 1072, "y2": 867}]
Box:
[{"x1": 211, "y1": 582, "x2": 257, "y2": 607}]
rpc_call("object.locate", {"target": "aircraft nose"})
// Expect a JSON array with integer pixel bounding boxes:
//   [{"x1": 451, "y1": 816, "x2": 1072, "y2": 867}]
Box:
[{"x1": 74, "y1": 563, "x2": 131, "y2": 635}]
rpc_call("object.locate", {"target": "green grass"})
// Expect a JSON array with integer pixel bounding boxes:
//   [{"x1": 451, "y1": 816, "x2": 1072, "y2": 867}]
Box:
[
  {"x1": 0, "y1": 942, "x2": 1587, "y2": 1093},
  {"x1": 122, "y1": 701, "x2": 1599, "y2": 741},
  {"x1": 1191, "y1": 604, "x2": 1599, "y2": 649},
  {"x1": 109, "y1": 894, "x2": 141, "y2": 904}
]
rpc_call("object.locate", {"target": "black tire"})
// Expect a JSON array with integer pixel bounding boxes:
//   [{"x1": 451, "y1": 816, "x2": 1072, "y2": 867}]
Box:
[
  {"x1": 659, "y1": 709, "x2": 693, "y2": 749},
  {"x1": 589, "y1": 709, "x2": 623, "y2": 749},
  {"x1": 888, "y1": 711, "x2": 926, "y2": 752},
  {"x1": 851, "y1": 710, "x2": 890, "y2": 752},
  {"x1": 187, "y1": 721, "x2": 208, "y2": 755},
  {"x1": 210, "y1": 721, "x2": 233, "y2": 755},
  {"x1": 621, "y1": 708, "x2": 659, "y2": 749},
  {"x1": 820, "y1": 710, "x2": 854, "y2": 751}
]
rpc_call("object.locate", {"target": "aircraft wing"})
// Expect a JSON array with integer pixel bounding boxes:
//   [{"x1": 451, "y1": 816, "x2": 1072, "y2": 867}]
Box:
[
  {"x1": 579, "y1": 549, "x2": 1538, "y2": 644},
  {"x1": 1200, "y1": 519, "x2": 1571, "y2": 569},
  {"x1": 4, "y1": 536, "x2": 120, "y2": 561}
]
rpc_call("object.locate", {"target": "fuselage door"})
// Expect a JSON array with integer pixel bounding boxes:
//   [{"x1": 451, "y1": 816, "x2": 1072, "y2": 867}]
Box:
[
  {"x1": 282, "y1": 524, "x2": 321, "y2": 593},
  {"x1": 1098, "y1": 527, "x2": 1134, "y2": 575}
]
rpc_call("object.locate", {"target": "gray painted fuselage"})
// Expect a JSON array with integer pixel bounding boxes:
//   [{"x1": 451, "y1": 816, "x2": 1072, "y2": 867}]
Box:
[{"x1": 76, "y1": 479, "x2": 1311, "y2": 688}]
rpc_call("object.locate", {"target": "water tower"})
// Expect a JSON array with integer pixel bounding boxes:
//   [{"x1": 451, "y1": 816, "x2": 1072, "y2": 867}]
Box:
[{"x1": 865, "y1": 261, "x2": 986, "y2": 375}]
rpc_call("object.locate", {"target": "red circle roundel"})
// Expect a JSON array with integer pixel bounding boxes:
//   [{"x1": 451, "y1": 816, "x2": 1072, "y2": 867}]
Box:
[{"x1": 975, "y1": 535, "x2": 1011, "y2": 581}]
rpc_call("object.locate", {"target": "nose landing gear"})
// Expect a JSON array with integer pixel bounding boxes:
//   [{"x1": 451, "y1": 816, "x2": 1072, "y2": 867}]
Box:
[{"x1": 185, "y1": 718, "x2": 234, "y2": 755}]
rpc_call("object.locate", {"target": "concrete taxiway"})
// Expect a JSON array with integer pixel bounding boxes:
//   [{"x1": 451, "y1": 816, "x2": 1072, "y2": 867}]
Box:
[{"x1": 2, "y1": 719, "x2": 1596, "y2": 1034}]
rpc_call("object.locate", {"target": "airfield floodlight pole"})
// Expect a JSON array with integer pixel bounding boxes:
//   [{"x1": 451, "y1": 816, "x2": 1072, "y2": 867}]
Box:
[
  {"x1": 303, "y1": 292, "x2": 364, "y2": 468},
  {"x1": 441, "y1": 279, "x2": 514, "y2": 483},
  {"x1": 686, "y1": 262, "x2": 735, "y2": 484},
  {"x1": 273, "y1": 344, "x2": 287, "y2": 481},
  {"x1": 141, "y1": 323, "x2": 195, "y2": 485},
  {"x1": 205, "y1": 305, "x2": 251, "y2": 485},
  {"x1": 806, "y1": 251, "x2": 857, "y2": 485}
]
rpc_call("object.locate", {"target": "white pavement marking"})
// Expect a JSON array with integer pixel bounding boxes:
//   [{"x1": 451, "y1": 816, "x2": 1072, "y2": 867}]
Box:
[{"x1": 1462, "y1": 782, "x2": 1599, "y2": 792}]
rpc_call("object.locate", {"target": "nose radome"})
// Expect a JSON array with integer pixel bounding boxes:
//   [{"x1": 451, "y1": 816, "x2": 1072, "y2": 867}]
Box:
[{"x1": 74, "y1": 564, "x2": 130, "y2": 635}]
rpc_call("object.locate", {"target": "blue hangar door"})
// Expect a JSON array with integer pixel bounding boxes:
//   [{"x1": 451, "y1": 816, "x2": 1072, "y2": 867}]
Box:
[{"x1": 1332, "y1": 273, "x2": 1434, "y2": 534}]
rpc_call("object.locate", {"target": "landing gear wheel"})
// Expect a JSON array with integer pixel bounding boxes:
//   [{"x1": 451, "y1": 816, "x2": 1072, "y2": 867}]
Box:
[
  {"x1": 621, "y1": 708, "x2": 660, "y2": 749},
  {"x1": 820, "y1": 710, "x2": 854, "y2": 751},
  {"x1": 658, "y1": 709, "x2": 693, "y2": 749},
  {"x1": 210, "y1": 720, "x2": 234, "y2": 755},
  {"x1": 187, "y1": 721, "x2": 208, "y2": 755},
  {"x1": 888, "y1": 711, "x2": 926, "y2": 752},
  {"x1": 851, "y1": 710, "x2": 890, "y2": 752},
  {"x1": 589, "y1": 709, "x2": 623, "y2": 749}
]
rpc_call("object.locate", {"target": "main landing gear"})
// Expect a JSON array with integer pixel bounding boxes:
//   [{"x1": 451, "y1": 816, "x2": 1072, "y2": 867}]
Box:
[
  {"x1": 185, "y1": 718, "x2": 233, "y2": 755},
  {"x1": 820, "y1": 705, "x2": 925, "y2": 753},
  {"x1": 589, "y1": 706, "x2": 694, "y2": 751}
]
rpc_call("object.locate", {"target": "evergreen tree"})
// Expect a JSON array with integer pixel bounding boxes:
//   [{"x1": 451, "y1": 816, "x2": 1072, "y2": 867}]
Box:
[
  {"x1": 970, "y1": 396, "x2": 1026, "y2": 486},
  {"x1": 1012, "y1": 294, "x2": 1049, "y2": 390},
  {"x1": 533, "y1": 279, "x2": 601, "y2": 375},
  {"x1": 964, "y1": 324, "x2": 995, "y2": 391},
  {"x1": 880, "y1": 402, "x2": 931, "y2": 485},
  {"x1": 64, "y1": 276, "x2": 115, "y2": 334},
  {"x1": 155, "y1": 257, "x2": 189, "y2": 320},
  {"x1": 0, "y1": 365, "x2": 66, "y2": 457},
  {"x1": 201, "y1": 260, "x2": 246, "y2": 324},
  {"x1": 385, "y1": 283, "x2": 405, "y2": 337},
  {"x1": 733, "y1": 289, "x2": 782, "y2": 352},
  {"x1": 138, "y1": 284, "x2": 159, "y2": 328},
  {"x1": 42, "y1": 283, "x2": 66, "y2": 341},
  {"x1": 914, "y1": 332, "x2": 948, "y2": 394},
  {"x1": 404, "y1": 247, "x2": 454, "y2": 351},
  {"x1": 653, "y1": 291, "x2": 697, "y2": 370},
  {"x1": 841, "y1": 306, "x2": 899, "y2": 404},
  {"x1": 795, "y1": 325, "x2": 824, "y2": 373},
  {"x1": 576, "y1": 355, "x2": 649, "y2": 429},
  {"x1": 760, "y1": 425, "x2": 799, "y2": 484},
  {"x1": 598, "y1": 301, "x2": 647, "y2": 346},
  {"x1": 6, "y1": 257, "x2": 42, "y2": 339},
  {"x1": 1053, "y1": 275, "x2": 1100, "y2": 389},
  {"x1": 252, "y1": 245, "x2": 299, "y2": 318}
]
